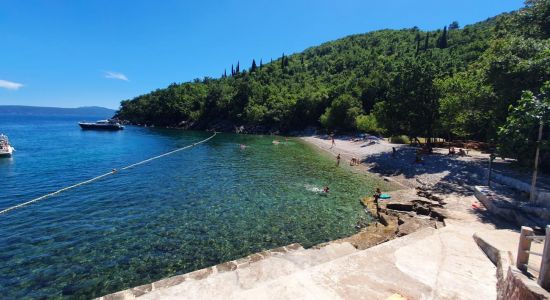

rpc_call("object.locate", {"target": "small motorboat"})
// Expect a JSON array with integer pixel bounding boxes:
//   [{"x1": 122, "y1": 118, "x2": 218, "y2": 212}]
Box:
[
  {"x1": 79, "y1": 119, "x2": 124, "y2": 131},
  {"x1": 0, "y1": 134, "x2": 14, "y2": 157}
]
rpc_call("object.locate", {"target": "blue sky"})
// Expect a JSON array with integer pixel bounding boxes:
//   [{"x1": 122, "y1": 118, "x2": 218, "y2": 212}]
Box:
[{"x1": 0, "y1": 0, "x2": 524, "y2": 110}]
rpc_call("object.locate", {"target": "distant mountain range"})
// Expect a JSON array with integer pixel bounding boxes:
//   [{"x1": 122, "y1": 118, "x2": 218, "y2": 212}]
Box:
[{"x1": 0, "y1": 105, "x2": 116, "y2": 117}]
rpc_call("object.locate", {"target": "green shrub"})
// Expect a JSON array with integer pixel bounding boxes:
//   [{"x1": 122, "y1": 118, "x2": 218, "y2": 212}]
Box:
[
  {"x1": 356, "y1": 114, "x2": 384, "y2": 135},
  {"x1": 389, "y1": 135, "x2": 410, "y2": 144}
]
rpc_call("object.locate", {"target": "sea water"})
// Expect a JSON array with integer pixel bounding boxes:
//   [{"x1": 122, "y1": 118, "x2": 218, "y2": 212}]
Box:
[{"x1": 0, "y1": 115, "x2": 387, "y2": 299}]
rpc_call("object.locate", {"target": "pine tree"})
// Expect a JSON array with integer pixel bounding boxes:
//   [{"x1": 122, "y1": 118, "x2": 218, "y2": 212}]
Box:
[
  {"x1": 449, "y1": 21, "x2": 459, "y2": 30},
  {"x1": 251, "y1": 59, "x2": 257, "y2": 72}
]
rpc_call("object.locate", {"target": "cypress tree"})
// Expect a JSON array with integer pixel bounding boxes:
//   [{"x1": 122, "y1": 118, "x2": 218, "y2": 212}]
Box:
[
  {"x1": 236, "y1": 61, "x2": 240, "y2": 74},
  {"x1": 231, "y1": 64, "x2": 234, "y2": 76},
  {"x1": 251, "y1": 59, "x2": 257, "y2": 72},
  {"x1": 438, "y1": 26, "x2": 448, "y2": 49},
  {"x1": 281, "y1": 53, "x2": 285, "y2": 69},
  {"x1": 414, "y1": 32, "x2": 421, "y2": 53},
  {"x1": 260, "y1": 59, "x2": 263, "y2": 69},
  {"x1": 424, "y1": 32, "x2": 430, "y2": 50},
  {"x1": 224, "y1": 69, "x2": 227, "y2": 78}
]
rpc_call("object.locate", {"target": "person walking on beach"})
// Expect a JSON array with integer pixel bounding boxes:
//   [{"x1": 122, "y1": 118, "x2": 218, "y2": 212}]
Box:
[
  {"x1": 330, "y1": 134, "x2": 335, "y2": 148},
  {"x1": 336, "y1": 154, "x2": 341, "y2": 166}
]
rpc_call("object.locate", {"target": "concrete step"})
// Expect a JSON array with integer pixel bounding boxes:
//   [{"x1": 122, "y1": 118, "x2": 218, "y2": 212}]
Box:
[
  {"x1": 133, "y1": 228, "x2": 439, "y2": 300},
  {"x1": 230, "y1": 225, "x2": 497, "y2": 300},
  {"x1": 99, "y1": 242, "x2": 358, "y2": 299}
]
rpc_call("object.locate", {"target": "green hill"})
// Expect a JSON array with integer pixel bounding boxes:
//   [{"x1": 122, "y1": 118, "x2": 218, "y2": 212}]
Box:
[
  {"x1": 117, "y1": 0, "x2": 549, "y2": 169},
  {"x1": 117, "y1": 20, "x2": 498, "y2": 132}
]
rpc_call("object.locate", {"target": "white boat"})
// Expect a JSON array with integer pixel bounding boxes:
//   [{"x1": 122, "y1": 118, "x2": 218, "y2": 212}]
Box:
[
  {"x1": 0, "y1": 134, "x2": 14, "y2": 157},
  {"x1": 79, "y1": 119, "x2": 124, "y2": 130}
]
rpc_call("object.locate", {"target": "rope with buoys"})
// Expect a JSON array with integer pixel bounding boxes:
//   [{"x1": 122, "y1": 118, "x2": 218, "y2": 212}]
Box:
[{"x1": 0, "y1": 132, "x2": 217, "y2": 215}]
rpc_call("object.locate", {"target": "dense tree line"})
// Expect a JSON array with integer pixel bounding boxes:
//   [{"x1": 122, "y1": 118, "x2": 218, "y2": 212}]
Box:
[{"x1": 117, "y1": 0, "x2": 549, "y2": 170}]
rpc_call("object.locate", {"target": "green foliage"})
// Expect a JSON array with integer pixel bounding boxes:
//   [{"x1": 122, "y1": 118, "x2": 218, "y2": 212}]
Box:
[
  {"x1": 389, "y1": 135, "x2": 410, "y2": 144},
  {"x1": 356, "y1": 114, "x2": 384, "y2": 135},
  {"x1": 116, "y1": 0, "x2": 549, "y2": 170},
  {"x1": 436, "y1": 70, "x2": 498, "y2": 140},
  {"x1": 498, "y1": 82, "x2": 550, "y2": 168},
  {"x1": 518, "y1": 0, "x2": 550, "y2": 38},
  {"x1": 319, "y1": 95, "x2": 362, "y2": 130},
  {"x1": 373, "y1": 56, "x2": 439, "y2": 138}
]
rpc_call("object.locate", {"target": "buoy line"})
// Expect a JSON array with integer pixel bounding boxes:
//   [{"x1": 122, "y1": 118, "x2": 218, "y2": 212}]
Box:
[{"x1": 0, "y1": 132, "x2": 217, "y2": 215}]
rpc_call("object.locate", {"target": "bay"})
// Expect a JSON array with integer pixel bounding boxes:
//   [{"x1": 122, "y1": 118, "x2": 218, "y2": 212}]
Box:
[{"x1": 0, "y1": 115, "x2": 385, "y2": 299}]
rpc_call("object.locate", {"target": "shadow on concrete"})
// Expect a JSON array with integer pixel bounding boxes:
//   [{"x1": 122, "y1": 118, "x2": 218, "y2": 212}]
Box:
[
  {"x1": 362, "y1": 147, "x2": 488, "y2": 196},
  {"x1": 471, "y1": 207, "x2": 520, "y2": 231}
]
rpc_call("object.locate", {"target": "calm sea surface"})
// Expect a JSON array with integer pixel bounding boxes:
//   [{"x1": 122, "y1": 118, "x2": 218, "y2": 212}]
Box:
[{"x1": 0, "y1": 115, "x2": 386, "y2": 299}]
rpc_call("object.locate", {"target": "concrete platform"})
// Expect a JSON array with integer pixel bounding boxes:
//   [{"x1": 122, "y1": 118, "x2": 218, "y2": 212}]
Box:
[{"x1": 102, "y1": 223, "x2": 497, "y2": 300}]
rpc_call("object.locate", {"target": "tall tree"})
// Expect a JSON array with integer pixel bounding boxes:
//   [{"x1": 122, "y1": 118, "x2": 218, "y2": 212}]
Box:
[
  {"x1": 498, "y1": 82, "x2": 550, "y2": 168},
  {"x1": 438, "y1": 26, "x2": 448, "y2": 48},
  {"x1": 231, "y1": 64, "x2": 235, "y2": 76},
  {"x1": 236, "y1": 61, "x2": 240, "y2": 74},
  {"x1": 251, "y1": 59, "x2": 257, "y2": 72},
  {"x1": 449, "y1": 21, "x2": 460, "y2": 30},
  {"x1": 415, "y1": 32, "x2": 422, "y2": 55},
  {"x1": 424, "y1": 32, "x2": 430, "y2": 50},
  {"x1": 374, "y1": 56, "x2": 440, "y2": 139}
]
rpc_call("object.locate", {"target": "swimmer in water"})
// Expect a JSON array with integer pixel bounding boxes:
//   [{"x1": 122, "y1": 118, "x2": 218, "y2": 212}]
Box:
[
  {"x1": 239, "y1": 144, "x2": 247, "y2": 149},
  {"x1": 323, "y1": 186, "x2": 330, "y2": 193}
]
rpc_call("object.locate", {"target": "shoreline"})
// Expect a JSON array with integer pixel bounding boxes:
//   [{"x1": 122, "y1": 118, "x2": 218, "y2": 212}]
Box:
[
  {"x1": 100, "y1": 134, "x2": 450, "y2": 299},
  {"x1": 101, "y1": 133, "x2": 547, "y2": 300}
]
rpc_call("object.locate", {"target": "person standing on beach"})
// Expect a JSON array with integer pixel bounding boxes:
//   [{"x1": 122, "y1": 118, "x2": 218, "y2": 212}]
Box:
[
  {"x1": 330, "y1": 134, "x2": 335, "y2": 148},
  {"x1": 373, "y1": 188, "x2": 381, "y2": 218},
  {"x1": 336, "y1": 154, "x2": 341, "y2": 166}
]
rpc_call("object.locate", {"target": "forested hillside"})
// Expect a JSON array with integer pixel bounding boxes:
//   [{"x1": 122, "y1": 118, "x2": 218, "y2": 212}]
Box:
[{"x1": 117, "y1": 0, "x2": 549, "y2": 168}]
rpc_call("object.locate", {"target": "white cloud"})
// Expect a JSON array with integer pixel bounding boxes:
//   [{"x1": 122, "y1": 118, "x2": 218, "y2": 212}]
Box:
[
  {"x1": 104, "y1": 71, "x2": 129, "y2": 81},
  {"x1": 0, "y1": 79, "x2": 24, "y2": 90}
]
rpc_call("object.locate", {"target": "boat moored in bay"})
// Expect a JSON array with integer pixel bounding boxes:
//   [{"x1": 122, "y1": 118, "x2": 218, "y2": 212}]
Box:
[
  {"x1": 78, "y1": 119, "x2": 124, "y2": 130},
  {"x1": 0, "y1": 134, "x2": 14, "y2": 157}
]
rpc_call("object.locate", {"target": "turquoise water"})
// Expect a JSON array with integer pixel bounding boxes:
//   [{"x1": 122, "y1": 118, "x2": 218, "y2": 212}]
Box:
[{"x1": 0, "y1": 115, "x2": 385, "y2": 299}]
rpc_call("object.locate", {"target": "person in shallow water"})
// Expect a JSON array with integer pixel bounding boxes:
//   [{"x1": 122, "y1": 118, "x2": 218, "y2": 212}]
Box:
[{"x1": 323, "y1": 186, "x2": 330, "y2": 193}]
